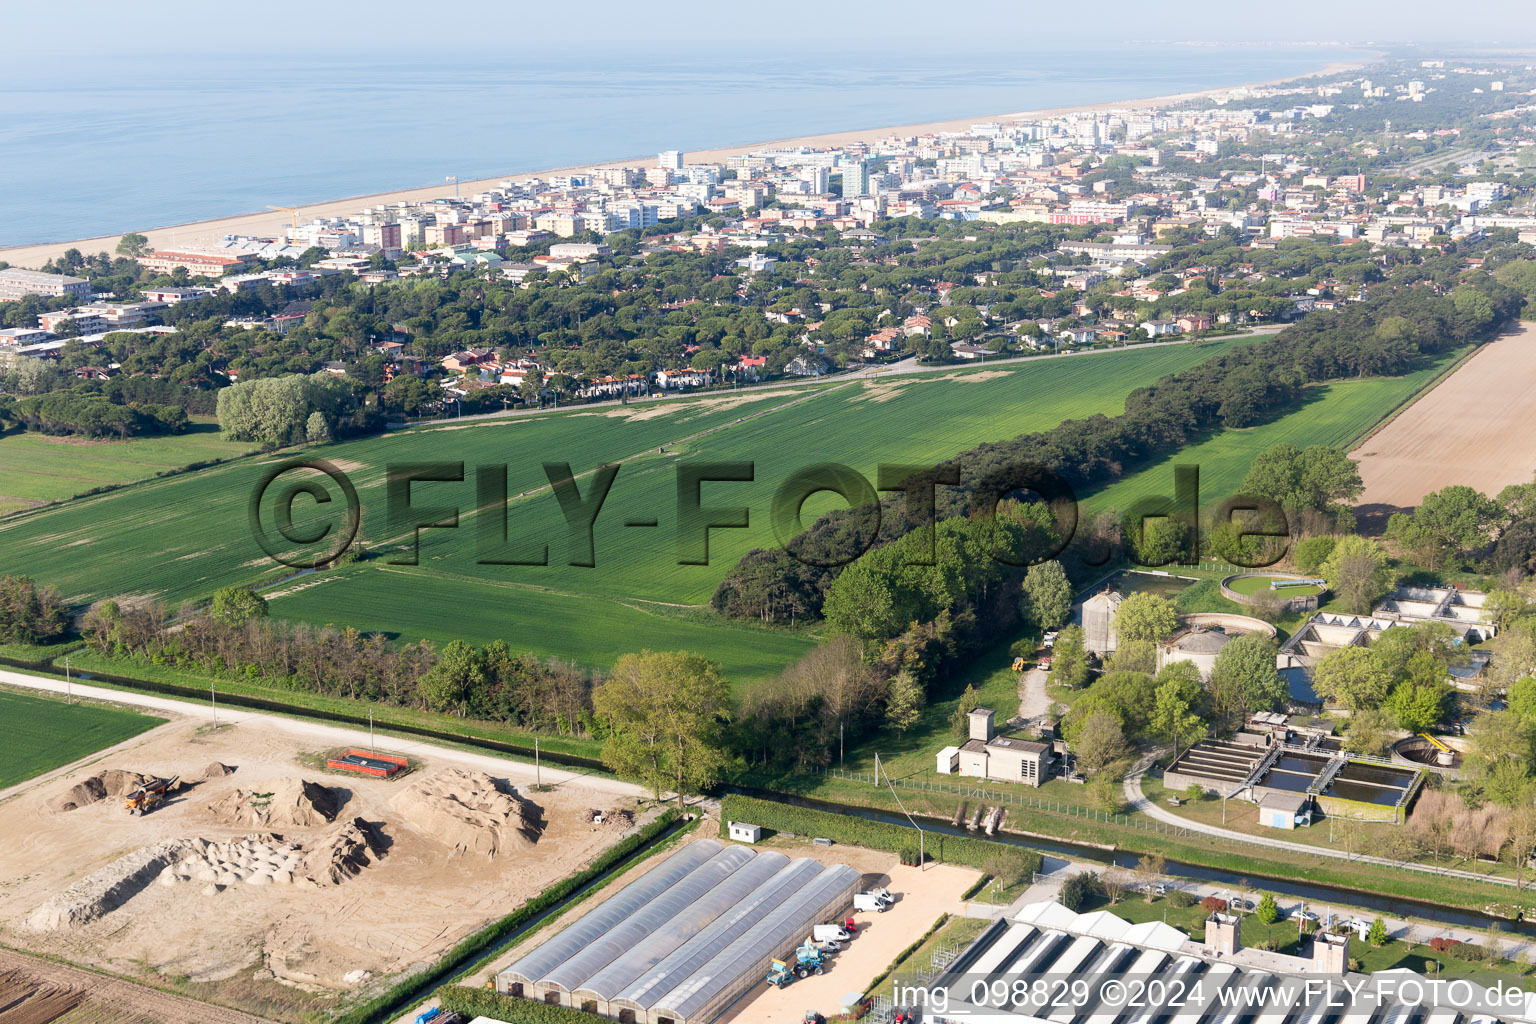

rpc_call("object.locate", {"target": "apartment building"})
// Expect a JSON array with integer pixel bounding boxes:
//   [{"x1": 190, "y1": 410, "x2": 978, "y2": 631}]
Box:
[{"x1": 0, "y1": 268, "x2": 92, "y2": 302}]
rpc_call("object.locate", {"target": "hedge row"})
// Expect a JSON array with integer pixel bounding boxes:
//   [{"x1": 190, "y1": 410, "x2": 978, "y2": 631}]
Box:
[
  {"x1": 719, "y1": 795, "x2": 1041, "y2": 875},
  {"x1": 439, "y1": 986, "x2": 596, "y2": 1023},
  {"x1": 331, "y1": 808, "x2": 681, "y2": 1024}
]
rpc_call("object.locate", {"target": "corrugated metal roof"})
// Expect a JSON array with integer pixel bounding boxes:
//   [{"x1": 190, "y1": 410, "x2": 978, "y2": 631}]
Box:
[{"x1": 497, "y1": 839, "x2": 723, "y2": 986}]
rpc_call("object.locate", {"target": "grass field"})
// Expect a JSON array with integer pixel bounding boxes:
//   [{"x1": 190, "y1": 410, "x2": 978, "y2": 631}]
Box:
[
  {"x1": 1081, "y1": 350, "x2": 1463, "y2": 518},
  {"x1": 255, "y1": 341, "x2": 1255, "y2": 670},
  {"x1": 268, "y1": 564, "x2": 819, "y2": 684},
  {"x1": 0, "y1": 688, "x2": 163, "y2": 788},
  {"x1": 0, "y1": 420, "x2": 257, "y2": 516},
  {"x1": 0, "y1": 337, "x2": 1453, "y2": 684},
  {"x1": 1226, "y1": 573, "x2": 1325, "y2": 596},
  {"x1": 0, "y1": 340, "x2": 1254, "y2": 681}
]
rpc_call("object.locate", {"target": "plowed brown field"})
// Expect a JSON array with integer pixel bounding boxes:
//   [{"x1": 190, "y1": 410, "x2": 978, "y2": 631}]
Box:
[{"x1": 1352, "y1": 324, "x2": 1536, "y2": 531}]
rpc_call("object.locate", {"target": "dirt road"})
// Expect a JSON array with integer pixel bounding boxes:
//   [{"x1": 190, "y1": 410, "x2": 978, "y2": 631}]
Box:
[
  {"x1": 0, "y1": 666, "x2": 643, "y2": 800},
  {"x1": 0, "y1": 948, "x2": 275, "y2": 1024}
]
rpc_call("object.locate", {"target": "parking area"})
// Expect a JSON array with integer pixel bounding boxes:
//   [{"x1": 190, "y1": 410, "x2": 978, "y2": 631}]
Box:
[{"x1": 716, "y1": 861, "x2": 979, "y2": 1024}]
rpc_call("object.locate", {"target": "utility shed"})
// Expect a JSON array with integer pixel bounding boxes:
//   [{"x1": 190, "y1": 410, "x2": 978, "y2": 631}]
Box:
[{"x1": 727, "y1": 822, "x2": 762, "y2": 843}]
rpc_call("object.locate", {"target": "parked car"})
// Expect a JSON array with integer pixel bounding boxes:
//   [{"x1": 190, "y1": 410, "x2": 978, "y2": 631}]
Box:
[{"x1": 1043, "y1": 632, "x2": 1058, "y2": 648}]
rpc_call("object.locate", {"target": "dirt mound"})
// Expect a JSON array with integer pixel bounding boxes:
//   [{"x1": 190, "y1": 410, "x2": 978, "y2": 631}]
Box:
[
  {"x1": 206, "y1": 778, "x2": 341, "y2": 828},
  {"x1": 391, "y1": 768, "x2": 538, "y2": 857},
  {"x1": 46, "y1": 769, "x2": 149, "y2": 813},
  {"x1": 27, "y1": 840, "x2": 190, "y2": 930},
  {"x1": 203, "y1": 761, "x2": 236, "y2": 779},
  {"x1": 163, "y1": 835, "x2": 303, "y2": 889},
  {"x1": 299, "y1": 818, "x2": 385, "y2": 886}
]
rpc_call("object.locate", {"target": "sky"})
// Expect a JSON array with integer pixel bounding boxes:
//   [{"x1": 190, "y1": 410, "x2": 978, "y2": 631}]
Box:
[{"x1": 12, "y1": 0, "x2": 1536, "y2": 57}]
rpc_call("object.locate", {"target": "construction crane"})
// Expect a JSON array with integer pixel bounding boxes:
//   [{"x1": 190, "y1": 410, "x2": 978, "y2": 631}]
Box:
[
  {"x1": 267, "y1": 205, "x2": 302, "y2": 238},
  {"x1": 445, "y1": 175, "x2": 460, "y2": 198}
]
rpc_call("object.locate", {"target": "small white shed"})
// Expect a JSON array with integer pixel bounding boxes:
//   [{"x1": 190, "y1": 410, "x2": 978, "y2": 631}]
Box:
[
  {"x1": 936, "y1": 745, "x2": 961, "y2": 775},
  {"x1": 728, "y1": 821, "x2": 762, "y2": 844}
]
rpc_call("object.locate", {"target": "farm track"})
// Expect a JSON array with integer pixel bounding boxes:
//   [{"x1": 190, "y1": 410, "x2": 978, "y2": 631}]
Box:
[{"x1": 0, "y1": 949, "x2": 275, "y2": 1024}]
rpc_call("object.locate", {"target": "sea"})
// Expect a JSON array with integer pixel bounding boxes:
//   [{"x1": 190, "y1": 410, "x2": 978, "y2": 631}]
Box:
[{"x1": 0, "y1": 45, "x2": 1373, "y2": 248}]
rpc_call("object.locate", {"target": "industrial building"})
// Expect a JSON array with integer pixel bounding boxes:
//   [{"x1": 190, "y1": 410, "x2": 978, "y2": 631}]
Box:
[
  {"x1": 496, "y1": 839, "x2": 860, "y2": 1024},
  {"x1": 936, "y1": 708, "x2": 1054, "y2": 786},
  {"x1": 1164, "y1": 718, "x2": 1423, "y2": 826},
  {"x1": 918, "y1": 900, "x2": 1529, "y2": 1022}
]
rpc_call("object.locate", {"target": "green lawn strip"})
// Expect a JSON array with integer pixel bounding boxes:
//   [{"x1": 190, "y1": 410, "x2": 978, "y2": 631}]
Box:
[
  {"x1": 0, "y1": 687, "x2": 164, "y2": 788},
  {"x1": 0, "y1": 639, "x2": 84, "y2": 664},
  {"x1": 56, "y1": 650, "x2": 607, "y2": 763},
  {"x1": 867, "y1": 913, "x2": 989, "y2": 1003}
]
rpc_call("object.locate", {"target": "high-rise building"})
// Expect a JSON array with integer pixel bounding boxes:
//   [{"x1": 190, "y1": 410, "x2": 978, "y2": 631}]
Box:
[
  {"x1": 658, "y1": 150, "x2": 684, "y2": 171},
  {"x1": 842, "y1": 158, "x2": 869, "y2": 197}
]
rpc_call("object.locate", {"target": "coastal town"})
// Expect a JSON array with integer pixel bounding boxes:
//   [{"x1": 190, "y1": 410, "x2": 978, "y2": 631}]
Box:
[
  {"x1": 4, "y1": 57, "x2": 1535, "y2": 408},
  {"x1": 10, "y1": 40, "x2": 1536, "y2": 1024}
]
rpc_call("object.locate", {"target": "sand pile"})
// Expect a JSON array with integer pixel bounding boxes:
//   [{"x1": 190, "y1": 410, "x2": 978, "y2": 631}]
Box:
[
  {"x1": 206, "y1": 778, "x2": 341, "y2": 828},
  {"x1": 161, "y1": 835, "x2": 303, "y2": 890},
  {"x1": 391, "y1": 768, "x2": 537, "y2": 857},
  {"x1": 28, "y1": 840, "x2": 190, "y2": 930},
  {"x1": 299, "y1": 818, "x2": 385, "y2": 886},
  {"x1": 203, "y1": 761, "x2": 235, "y2": 779},
  {"x1": 47, "y1": 769, "x2": 149, "y2": 813}
]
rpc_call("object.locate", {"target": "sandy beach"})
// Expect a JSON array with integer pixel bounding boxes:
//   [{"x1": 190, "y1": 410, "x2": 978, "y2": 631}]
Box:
[{"x1": 0, "y1": 57, "x2": 1368, "y2": 270}]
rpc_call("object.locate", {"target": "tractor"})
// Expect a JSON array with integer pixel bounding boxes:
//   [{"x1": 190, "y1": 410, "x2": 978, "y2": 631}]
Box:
[
  {"x1": 124, "y1": 775, "x2": 180, "y2": 816},
  {"x1": 766, "y1": 959, "x2": 795, "y2": 989},
  {"x1": 793, "y1": 942, "x2": 827, "y2": 978}
]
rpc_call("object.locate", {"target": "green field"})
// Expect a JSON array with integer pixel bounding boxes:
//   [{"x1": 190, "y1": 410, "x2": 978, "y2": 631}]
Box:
[
  {"x1": 259, "y1": 341, "x2": 1255, "y2": 676},
  {"x1": 1226, "y1": 573, "x2": 1325, "y2": 596},
  {"x1": 1081, "y1": 350, "x2": 1463, "y2": 518},
  {"x1": 269, "y1": 564, "x2": 819, "y2": 684},
  {"x1": 0, "y1": 688, "x2": 163, "y2": 788},
  {"x1": 0, "y1": 420, "x2": 257, "y2": 516},
  {"x1": 0, "y1": 336, "x2": 1449, "y2": 683},
  {"x1": 0, "y1": 341, "x2": 1248, "y2": 678}
]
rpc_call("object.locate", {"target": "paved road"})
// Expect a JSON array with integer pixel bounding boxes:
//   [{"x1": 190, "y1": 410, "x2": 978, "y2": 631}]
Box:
[
  {"x1": 1122, "y1": 754, "x2": 1525, "y2": 890},
  {"x1": 0, "y1": 667, "x2": 646, "y2": 800}
]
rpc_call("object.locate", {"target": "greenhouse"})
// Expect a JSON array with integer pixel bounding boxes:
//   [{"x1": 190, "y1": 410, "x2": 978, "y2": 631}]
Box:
[{"x1": 496, "y1": 840, "x2": 861, "y2": 1024}]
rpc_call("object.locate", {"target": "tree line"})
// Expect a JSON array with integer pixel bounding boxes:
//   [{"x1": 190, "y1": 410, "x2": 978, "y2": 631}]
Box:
[{"x1": 714, "y1": 275, "x2": 1526, "y2": 626}]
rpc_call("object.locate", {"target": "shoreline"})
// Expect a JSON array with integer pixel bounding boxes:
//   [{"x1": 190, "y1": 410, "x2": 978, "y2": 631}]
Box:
[{"x1": 0, "y1": 56, "x2": 1372, "y2": 270}]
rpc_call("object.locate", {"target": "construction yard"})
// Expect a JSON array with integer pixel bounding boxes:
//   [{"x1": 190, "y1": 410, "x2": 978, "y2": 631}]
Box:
[
  {"x1": 0, "y1": 713, "x2": 651, "y2": 1023},
  {"x1": 1353, "y1": 323, "x2": 1536, "y2": 526}
]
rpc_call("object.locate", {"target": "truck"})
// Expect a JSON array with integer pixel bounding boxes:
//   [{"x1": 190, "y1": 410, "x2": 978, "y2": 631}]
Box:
[
  {"x1": 766, "y1": 959, "x2": 795, "y2": 988},
  {"x1": 852, "y1": 893, "x2": 888, "y2": 913},
  {"x1": 812, "y1": 923, "x2": 851, "y2": 943},
  {"x1": 124, "y1": 775, "x2": 180, "y2": 816}
]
